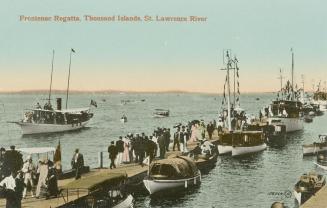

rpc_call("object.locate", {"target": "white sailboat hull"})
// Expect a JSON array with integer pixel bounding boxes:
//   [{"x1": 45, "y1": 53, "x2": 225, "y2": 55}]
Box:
[
  {"x1": 143, "y1": 173, "x2": 201, "y2": 195},
  {"x1": 303, "y1": 145, "x2": 327, "y2": 155},
  {"x1": 232, "y1": 143, "x2": 267, "y2": 156},
  {"x1": 18, "y1": 121, "x2": 89, "y2": 135},
  {"x1": 113, "y1": 194, "x2": 134, "y2": 208},
  {"x1": 218, "y1": 145, "x2": 232, "y2": 155},
  {"x1": 268, "y1": 117, "x2": 303, "y2": 132}
]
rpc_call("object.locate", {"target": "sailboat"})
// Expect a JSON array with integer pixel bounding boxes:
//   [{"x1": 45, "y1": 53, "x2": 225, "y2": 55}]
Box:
[
  {"x1": 15, "y1": 49, "x2": 94, "y2": 135},
  {"x1": 217, "y1": 51, "x2": 266, "y2": 156},
  {"x1": 267, "y1": 49, "x2": 304, "y2": 132}
]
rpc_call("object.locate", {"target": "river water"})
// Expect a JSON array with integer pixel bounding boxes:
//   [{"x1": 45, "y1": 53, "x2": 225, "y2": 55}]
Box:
[{"x1": 0, "y1": 92, "x2": 325, "y2": 208}]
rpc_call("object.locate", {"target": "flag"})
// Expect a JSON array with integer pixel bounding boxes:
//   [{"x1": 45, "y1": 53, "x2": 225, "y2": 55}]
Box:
[
  {"x1": 71, "y1": 48, "x2": 75, "y2": 53},
  {"x1": 90, "y1": 99, "x2": 97, "y2": 107}
]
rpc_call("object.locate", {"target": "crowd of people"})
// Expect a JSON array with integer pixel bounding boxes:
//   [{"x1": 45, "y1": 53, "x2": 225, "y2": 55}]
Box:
[
  {"x1": 106, "y1": 120, "x2": 218, "y2": 169},
  {"x1": 0, "y1": 146, "x2": 59, "y2": 208}
]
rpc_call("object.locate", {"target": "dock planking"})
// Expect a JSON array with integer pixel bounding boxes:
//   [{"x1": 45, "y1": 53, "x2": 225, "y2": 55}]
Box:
[
  {"x1": 301, "y1": 185, "x2": 327, "y2": 208},
  {"x1": 0, "y1": 131, "x2": 220, "y2": 208}
]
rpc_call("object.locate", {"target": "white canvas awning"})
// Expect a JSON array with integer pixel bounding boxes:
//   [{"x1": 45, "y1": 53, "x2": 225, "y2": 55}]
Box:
[{"x1": 17, "y1": 147, "x2": 55, "y2": 154}]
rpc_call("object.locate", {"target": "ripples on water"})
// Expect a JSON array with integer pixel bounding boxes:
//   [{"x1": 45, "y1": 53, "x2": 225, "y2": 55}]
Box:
[{"x1": 0, "y1": 92, "x2": 326, "y2": 208}]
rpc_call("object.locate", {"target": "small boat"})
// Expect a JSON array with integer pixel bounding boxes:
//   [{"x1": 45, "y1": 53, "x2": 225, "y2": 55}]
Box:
[
  {"x1": 264, "y1": 123, "x2": 287, "y2": 146},
  {"x1": 190, "y1": 141, "x2": 218, "y2": 172},
  {"x1": 62, "y1": 173, "x2": 134, "y2": 208},
  {"x1": 153, "y1": 109, "x2": 169, "y2": 118},
  {"x1": 120, "y1": 115, "x2": 127, "y2": 123},
  {"x1": 314, "y1": 151, "x2": 327, "y2": 170},
  {"x1": 143, "y1": 156, "x2": 201, "y2": 195},
  {"x1": 231, "y1": 131, "x2": 267, "y2": 156},
  {"x1": 293, "y1": 172, "x2": 326, "y2": 205},
  {"x1": 302, "y1": 135, "x2": 327, "y2": 156}
]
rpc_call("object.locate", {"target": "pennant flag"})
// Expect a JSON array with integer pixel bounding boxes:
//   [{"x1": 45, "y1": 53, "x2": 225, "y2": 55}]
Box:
[
  {"x1": 90, "y1": 99, "x2": 97, "y2": 107},
  {"x1": 71, "y1": 48, "x2": 76, "y2": 53}
]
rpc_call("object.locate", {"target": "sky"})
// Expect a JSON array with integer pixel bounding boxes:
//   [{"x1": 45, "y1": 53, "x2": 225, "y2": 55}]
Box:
[{"x1": 0, "y1": 0, "x2": 326, "y2": 93}]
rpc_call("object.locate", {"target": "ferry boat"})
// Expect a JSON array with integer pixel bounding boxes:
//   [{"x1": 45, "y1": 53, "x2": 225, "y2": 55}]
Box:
[
  {"x1": 293, "y1": 172, "x2": 326, "y2": 205},
  {"x1": 143, "y1": 156, "x2": 201, "y2": 195},
  {"x1": 15, "y1": 49, "x2": 94, "y2": 135}
]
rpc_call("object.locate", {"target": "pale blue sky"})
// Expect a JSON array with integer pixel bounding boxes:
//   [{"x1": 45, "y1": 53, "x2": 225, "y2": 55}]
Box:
[{"x1": 0, "y1": 0, "x2": 326, "y2": 92}]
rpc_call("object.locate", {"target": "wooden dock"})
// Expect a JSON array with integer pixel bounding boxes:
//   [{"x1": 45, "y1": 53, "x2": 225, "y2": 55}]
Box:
[
  {"x1": 301, "y1": 186, "x2": 327, "y2": 208},
  {"x1": 0, "y1": 164, "x2": 148, "y2": 208},
  {"x1": 0, "y1": 132, "x2": 220, "y2": 208}
]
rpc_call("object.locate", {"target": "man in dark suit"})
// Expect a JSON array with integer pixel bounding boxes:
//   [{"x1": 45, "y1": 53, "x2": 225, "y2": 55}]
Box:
[
  {"x1": 158, "y1": 133, "x2": 166, "y2": 159},
  {"x1": 207, "y1": 121, "x2": 215, "y2": 140},
  {"x1": 71, "y1": 149, "x2": 84, "y2": 180},
  {"x1": 173, "y1": 127, "x2": 181, "y2": 151},
  {"x1": 108, "y1": 141, "x2": 118, "y2": 169},
  {"x1": 116, "y1": 137, "x2": 124, "y2": 166}
]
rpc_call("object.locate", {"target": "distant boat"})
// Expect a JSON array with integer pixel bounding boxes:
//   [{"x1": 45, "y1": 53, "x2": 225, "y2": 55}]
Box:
[
  {"x1": 303, "y1": 135, "x2": 327, "y2": 156},
  {"x1": 120, "y1": 115, "x2": 127, "y2": 123},
  {"x1": 15, "y1": 49, "x2": 94, "y2": 135},
  {"x1": 143, "y1": 156, "x2": 201, "y2": 195},
  {"x1": 153, "y1": 109, "x2": 169, "y2": 118},
  {"x1": 256, "y1": 98, "x2": 260, "y2": 100},
  {"x1": 293, "y1": 172, "x2": 325, "y2": 205}
]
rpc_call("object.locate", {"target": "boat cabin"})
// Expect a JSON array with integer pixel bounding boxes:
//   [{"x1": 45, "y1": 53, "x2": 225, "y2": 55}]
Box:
[{"x1": 148, "y1": 156, "x2": 199, "y2": 180}]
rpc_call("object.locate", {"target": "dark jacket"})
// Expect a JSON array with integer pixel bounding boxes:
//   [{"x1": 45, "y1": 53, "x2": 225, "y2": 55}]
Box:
[
  {"x1": 158, "y1": 135, "x2": 166, "y2": 148},
  {"x1": 116, "y1": 140, "x2": 124, "y2": 153},
  {"x1": 71, "y1": 153, "x2": 84, "y2": 169},
  {"x1": 108, "y1": 145, "x2": 118, "y2": 159}
]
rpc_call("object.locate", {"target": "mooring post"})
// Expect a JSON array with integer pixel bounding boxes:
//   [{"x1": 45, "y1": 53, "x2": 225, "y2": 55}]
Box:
[{"x1": 98, "y1": 151, "x2": 103, "y2": 168}]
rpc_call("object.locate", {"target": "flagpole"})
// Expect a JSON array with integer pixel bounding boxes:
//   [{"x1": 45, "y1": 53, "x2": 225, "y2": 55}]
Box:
[
  {"x1": 66, "y1": 49, "x2": 73, "y2": 109},
  {"x1": 48, "y1": 50, "x2": 55, "y2": 103}
]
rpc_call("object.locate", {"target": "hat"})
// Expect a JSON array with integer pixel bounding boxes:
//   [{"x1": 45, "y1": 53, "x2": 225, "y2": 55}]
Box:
[
  {"x1": 111, "y1": 141, "x2": 114, "y2": 144},
  {"x1": 10, "y1": 145, "x2": 15, "y2": 150},
  {"x1": 26, "y1": 155, "x2": 32, "y2": 160}
]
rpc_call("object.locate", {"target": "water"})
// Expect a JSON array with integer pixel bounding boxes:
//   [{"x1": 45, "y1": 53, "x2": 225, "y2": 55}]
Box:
[{"x1": 0, "y1": 92, "x2": 326, "y2": 208}]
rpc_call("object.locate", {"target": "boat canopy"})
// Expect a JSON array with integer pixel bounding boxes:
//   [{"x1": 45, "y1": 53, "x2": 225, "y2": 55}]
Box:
[
  {"x1": 62, "y1": 173, "x2": 127, "y2": 192},
  {"x1": 17, "y1": 147, "x2": 55, "y2": 154},
  {"x1": 149, "y1": 156, "x2": 198, "y2": 179}
]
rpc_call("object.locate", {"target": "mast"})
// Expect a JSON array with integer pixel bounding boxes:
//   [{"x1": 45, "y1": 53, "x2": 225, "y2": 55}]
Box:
[
  {"x1": 277, "y1": 68, "x2": 284, "y2": 100},
  {"x1": 233, "y1": 59, "x2": 236, "y2": 107},
  {"x1": 226, "y1": 52, "x2": 232, "y2": 131},
  {"x1": 291, "y1": 48, "x2": 294, "y2": 101},
  {"x1": 48, "y1": 50, "x2": 55, "y2": 103},
  {"x1": 66, "y1": 48, "x2": 75, "y2": 109}
]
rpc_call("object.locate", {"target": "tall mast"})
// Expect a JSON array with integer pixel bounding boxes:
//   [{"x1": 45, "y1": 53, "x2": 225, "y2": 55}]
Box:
[
  {"x1": 277, "y1": 68, "x2": 284, "y2": 100},
  {"x1": 48, "y1": 50, "x2": 55, "y2": 103},
  {"x1": 233, "y1": 59, "x2": 236, "y2": 107},
  {"x1": 66, "y1": 48, "x2": 75, "y2": 109},
  {"x1": 291, "y1": 48, "x2": 294, "y2": 101},
  {"x1": 226, "y1": 52, "x2": 232, "y2": 131}
]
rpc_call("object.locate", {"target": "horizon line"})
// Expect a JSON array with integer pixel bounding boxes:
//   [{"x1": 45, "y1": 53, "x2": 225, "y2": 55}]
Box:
[{"x1": 0, "y1": 88, "x2": 279, "y2": 94}]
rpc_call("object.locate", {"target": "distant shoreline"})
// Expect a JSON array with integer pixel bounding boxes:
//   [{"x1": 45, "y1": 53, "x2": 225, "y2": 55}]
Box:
[{"x1": 0, "y1": 89, "x2": 277, "y2": 95}]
